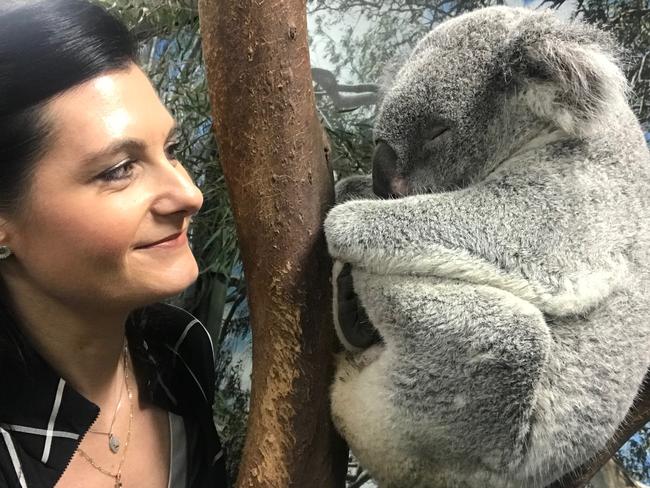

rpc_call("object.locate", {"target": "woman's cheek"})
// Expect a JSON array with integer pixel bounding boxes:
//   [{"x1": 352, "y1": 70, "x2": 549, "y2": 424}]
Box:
[{"x1": 55, "y1": 214, "x2": 138, "y2": 268}]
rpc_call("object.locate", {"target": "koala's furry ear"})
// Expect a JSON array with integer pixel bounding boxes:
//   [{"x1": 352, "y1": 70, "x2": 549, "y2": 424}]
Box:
[
  {"x1": 507, "y1": 12, "x2": 628, "y2": 136},
  {"x1": 376, "y1": 50, "x2": 411, "y2": 106}
]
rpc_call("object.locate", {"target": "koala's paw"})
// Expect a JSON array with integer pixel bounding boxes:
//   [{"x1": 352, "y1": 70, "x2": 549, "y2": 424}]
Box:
[{"x1": 325, "y1": 199, "x2": 385, "y2": 265}]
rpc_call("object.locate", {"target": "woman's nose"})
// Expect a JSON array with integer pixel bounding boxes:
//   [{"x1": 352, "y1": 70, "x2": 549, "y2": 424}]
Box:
[{"x1": 150, "y1": 160, "x2": 204, "y2": 217}]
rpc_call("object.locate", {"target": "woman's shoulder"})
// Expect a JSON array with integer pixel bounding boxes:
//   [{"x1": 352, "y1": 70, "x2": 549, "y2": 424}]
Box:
[
  {"x1": 129, "y1": 304, "x2": 227, "y2": 486},
  {"x1": 137, "y1": 302, "x2": 215, "y2": 357}
]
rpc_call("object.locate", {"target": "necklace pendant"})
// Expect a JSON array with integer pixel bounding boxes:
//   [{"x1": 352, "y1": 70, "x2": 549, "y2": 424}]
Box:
[
  {"x1": 109, "y1": 433, "x2": 120, "y2": 454},
  {"x1": 115, "y1": 473, "x2": 122, "y2": 488}
]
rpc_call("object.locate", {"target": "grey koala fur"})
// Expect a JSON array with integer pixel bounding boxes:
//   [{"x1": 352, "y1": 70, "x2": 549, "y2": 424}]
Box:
[{"x1": 324, "y1": 6, "x2": 650, "y2": 488}]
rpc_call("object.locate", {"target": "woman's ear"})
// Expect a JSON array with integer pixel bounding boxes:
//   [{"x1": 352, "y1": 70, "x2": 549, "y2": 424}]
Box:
[
  {"x1": 506, "y1": 12, "x2": 627, "y2": 136},
  {"x1": 0, "y1": 217, "x2": 14, "y2": 249}
]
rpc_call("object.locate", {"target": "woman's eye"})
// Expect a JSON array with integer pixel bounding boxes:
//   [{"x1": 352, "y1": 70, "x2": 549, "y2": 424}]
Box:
[
  {"x1": 98, "y1": 160, "x2": 137, "y2": 182},
  {"x1": 165, "y1": 141, "x2": 181, "y2": 161}
]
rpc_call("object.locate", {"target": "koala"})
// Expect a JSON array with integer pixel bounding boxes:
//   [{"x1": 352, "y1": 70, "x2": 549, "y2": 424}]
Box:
[{"x1": 324, "y1": 6, "x2": 650, "y2": 488}]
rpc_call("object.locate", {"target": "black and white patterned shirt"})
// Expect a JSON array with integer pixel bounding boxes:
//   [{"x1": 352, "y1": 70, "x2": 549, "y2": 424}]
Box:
[{"x1": 0, "y1": 303, "x2": 227, "y2": 487}]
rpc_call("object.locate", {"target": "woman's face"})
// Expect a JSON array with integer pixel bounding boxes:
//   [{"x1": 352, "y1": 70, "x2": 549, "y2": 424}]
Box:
[{"x1": 0, "y1": 63, "x2": 203, "y2": 311}]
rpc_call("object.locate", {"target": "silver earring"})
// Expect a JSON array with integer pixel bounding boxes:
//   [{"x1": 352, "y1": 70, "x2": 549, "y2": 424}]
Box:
[{"x1": 0, "y1": 246, "x2": 12, "y2": 259}]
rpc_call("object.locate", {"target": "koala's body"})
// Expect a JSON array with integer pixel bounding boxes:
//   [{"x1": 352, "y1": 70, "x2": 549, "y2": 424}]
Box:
[{"x1": 324, "y1": 6, "x2": 650, "y2": 488}]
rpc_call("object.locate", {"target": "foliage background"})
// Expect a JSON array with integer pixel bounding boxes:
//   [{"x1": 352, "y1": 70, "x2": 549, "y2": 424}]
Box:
[{"x1": 101, "y1": 0, "x2": 649, "y2": 486}]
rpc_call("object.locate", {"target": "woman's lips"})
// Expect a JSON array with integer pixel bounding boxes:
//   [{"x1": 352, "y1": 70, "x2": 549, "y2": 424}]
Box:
[{"x1": 136, "y1": 231, "x2": 187, "y2": 249}]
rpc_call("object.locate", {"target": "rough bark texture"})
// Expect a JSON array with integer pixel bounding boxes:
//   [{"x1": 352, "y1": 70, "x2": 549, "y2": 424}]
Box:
[
  {"x1": 590, "y1": 459, "x2": 646, "y2": 488},
  {"x1": 548, "y1": 373, "x2": 650, "y2": 488},
  {"x1": 198, "y1": 1, "x2": 347, "y2": 487}
]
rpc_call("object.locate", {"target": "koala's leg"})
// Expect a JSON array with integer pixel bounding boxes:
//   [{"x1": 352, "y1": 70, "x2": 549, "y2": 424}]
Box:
[
  {"x1": 515, "y1": 286, "x2": 650, "y2": 486},
  {"x1": 332, "y1": 270, "x2": 552, "y2": 487}
]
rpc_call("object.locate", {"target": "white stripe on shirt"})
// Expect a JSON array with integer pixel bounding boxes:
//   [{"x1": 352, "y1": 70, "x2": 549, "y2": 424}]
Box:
[
  {"x1": 0, "y1": 426, "x2": 27, "y2": 488},
  {"x1": 2, "y1": 424, "x2": 78, "y2": 440},
  {"x1": 41, "y1": 378, "x2": 65, "y2": 463}
]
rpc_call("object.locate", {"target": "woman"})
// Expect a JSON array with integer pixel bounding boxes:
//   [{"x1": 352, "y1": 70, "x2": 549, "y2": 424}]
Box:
[{"x1": 0, "y1": 1, "x2": 227, "y2": 486}]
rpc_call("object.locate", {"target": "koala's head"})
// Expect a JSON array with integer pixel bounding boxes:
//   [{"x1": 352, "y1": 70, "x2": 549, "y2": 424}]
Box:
[{"x1": 373, "y1": 6, "x2": 626, "y2": 197}]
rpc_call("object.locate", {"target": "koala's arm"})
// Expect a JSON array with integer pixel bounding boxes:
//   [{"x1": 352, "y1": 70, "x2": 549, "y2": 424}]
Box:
[{"x1": 325, "y1": 164, "x2": 630, "y2": 316}]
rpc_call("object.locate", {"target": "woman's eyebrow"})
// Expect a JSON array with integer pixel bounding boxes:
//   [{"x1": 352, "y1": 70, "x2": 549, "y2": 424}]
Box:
[
  {"x1": 82, "y1": 138, "x2": 146, "y2": 166},
  {"x1": 82, "y1": 124, "x2": 179, "y2": 165}
]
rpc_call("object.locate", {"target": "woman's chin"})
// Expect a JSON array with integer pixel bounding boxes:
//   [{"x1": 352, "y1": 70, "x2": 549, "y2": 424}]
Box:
[{"x1": 136, "y1": 258, "x2": 199, "y2": 303}]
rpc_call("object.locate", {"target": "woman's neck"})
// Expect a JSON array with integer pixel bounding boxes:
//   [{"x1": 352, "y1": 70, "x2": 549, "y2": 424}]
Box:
[{"x1": 6, "y1": 277, "x2": 131, "y2": 407}]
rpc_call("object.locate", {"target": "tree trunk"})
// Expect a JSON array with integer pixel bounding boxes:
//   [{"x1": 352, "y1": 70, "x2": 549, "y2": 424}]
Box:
[{"x1": 198, "y1": 1, "x2": 348, "y2": 487}]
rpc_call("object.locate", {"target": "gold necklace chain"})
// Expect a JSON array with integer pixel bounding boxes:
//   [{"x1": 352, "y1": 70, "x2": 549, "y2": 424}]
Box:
[
  {"x1": 88, "y1": 363, "x2": 124, "y2": 437},
  {"x1": 87, "y1": 345, "x2": 126, "y2": 454},
  {"x1": 77, "y1": 344, "x2": 134, "y2": 488}
]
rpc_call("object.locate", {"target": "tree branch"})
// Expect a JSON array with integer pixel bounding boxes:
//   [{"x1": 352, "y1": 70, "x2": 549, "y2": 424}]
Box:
[{"x1": 312, "y1": 67, "x2": 379, "y2": 109}]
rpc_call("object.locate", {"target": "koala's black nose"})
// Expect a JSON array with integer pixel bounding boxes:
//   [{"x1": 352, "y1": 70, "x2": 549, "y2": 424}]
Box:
[{"x1": 372, "y1": 141, "x2": 406, "y2": 198}]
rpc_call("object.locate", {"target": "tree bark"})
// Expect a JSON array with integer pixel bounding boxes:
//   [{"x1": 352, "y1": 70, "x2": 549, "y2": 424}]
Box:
[
  {"x1": 590, "y1": 459, "x2": 645, "y2": 488},
  {"x1": 198, "y1": 1, "x2": 348, "y2": 487}
]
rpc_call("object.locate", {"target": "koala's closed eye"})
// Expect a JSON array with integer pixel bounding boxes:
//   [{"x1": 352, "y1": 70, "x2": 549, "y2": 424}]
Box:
[
  {"x1": 423, "y1": 126, "x2": 449, "y2": 141},
  {"x1": 422, "y1": 125, "x2": 450, "y2": 152}
]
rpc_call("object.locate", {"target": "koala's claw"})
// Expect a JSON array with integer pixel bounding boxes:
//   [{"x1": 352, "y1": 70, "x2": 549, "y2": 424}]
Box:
[{"x1": 335, "y1": 263, "x2": 383, "y2": 350}]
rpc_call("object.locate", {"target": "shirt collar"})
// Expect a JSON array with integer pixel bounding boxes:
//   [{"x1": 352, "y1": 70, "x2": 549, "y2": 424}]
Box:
[{"x1": 0, "y1": 302, "x2": 214, "y2": 485}]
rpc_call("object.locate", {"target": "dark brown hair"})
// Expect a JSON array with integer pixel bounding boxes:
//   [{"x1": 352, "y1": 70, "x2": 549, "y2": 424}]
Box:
[{"x1": 0, "y1": 0, "x2": 137, "y2": 360}]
